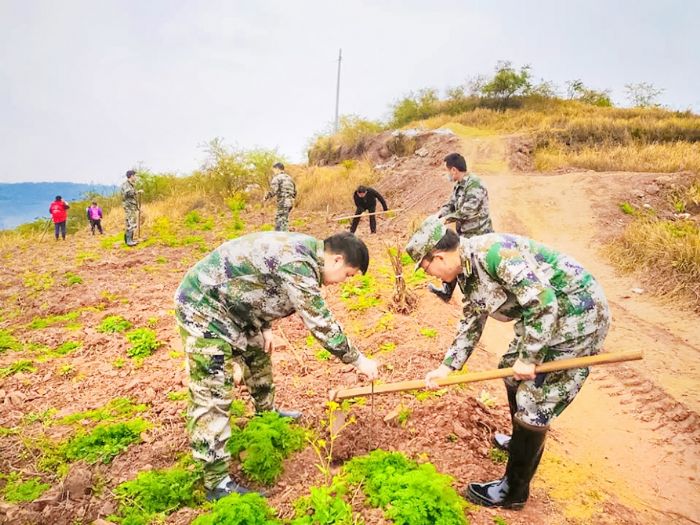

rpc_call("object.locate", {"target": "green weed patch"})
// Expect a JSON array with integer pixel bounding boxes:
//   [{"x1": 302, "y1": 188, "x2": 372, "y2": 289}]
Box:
[
  {"x1": 226, "y1": 412, "x2": 306, "y2": 485},
  {"x1": 62, "y1": 419, "x2": 150, "y2": 464},
  {"x1": 1, "y1": 472, "x2": 50, "y2": 502},
  {"x1": 184, "y1": 210, "x2": 214, "y2": 231},
  {"x1": 28, "y1": 310, "x2": 80, "y2": 330},
  {"x1": 110, "y1": 462, "x2": 205, "y2": 525},
  {"x1": 35, "y1": 340, "x2": 82, "y2": 362},
  {"x1": 0, "y1": 329, "x2": 22, "y2": 353},
  {"x1": 191, "y1": 492, "x2": 280, "y2": 525},
  {"x1": 125, "y1": 328, "x2": 161, "y2": 359},
  {"x1": 97, "y1": 315, "x2": 133, "y2": 333},
  {"x1": 340, "y1": 275, "x2": 381, "y2": 311},
  {"x1": 57, "y1": 397, "x2": 147, "y2": 425},
  {"x1": 22, "y1": 271, "x2": 54, "y2": 293},
  {"x1": 0, "y1": 359, "x2": 36, "y2": 377},
  {"x1": 65, "y1": 272, "x2": 83, "y2": 285},
  {"x1": 344, "y1": 450, "x2": 468, "y2": 525},
  {"x1": 315, "y1": 349, "x2": 332, "y2": 361},
  {"x1": 419, "y1": 327, "x2": 438, "y2": 338},
  {"x1": 291, "y1": 479, "x2": 357, "y2": 525}
]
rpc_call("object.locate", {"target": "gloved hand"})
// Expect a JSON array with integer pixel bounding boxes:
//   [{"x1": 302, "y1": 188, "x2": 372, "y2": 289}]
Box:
[
  {"x1": 425, "y1": 364, "x2": 452, "y2": 389},
  {"x1": 352, "y1": 354, "x2": 379, "y2": 380},
  {"x1": 262, "y1": 329, "x2": 275, "y2": 353}
]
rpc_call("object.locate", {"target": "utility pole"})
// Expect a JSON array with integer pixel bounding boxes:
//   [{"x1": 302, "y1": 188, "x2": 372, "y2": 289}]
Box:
[{"x1": 334, "y1": 48, "x2": 342, "y2": 133}]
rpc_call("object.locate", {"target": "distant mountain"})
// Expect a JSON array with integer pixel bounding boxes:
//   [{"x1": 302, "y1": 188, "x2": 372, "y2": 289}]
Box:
[{"x1": 0, "y1": 182, "x2": 117, "y2": 230}]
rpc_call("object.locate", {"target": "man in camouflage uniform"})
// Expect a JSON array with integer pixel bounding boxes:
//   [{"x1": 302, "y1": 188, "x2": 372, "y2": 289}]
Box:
[
  {"x1": 406, "y1": 216, "x2": 610, "y2": 509},
  {"x1": 121, "y1": 170, "x2": 140, "y2": 246},
  {"x1": 175, "y1": 231, "x2": 379, "y2": 500},
  {"x1": 264, "y1": 162, "x2": 296, "y2": 231},
  {"x1": 430, "y1": 152, "x2": 493, "y2": 302}
]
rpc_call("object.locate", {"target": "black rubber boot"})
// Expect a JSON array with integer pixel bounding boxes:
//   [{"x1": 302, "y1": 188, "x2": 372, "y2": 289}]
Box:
[
  {"x1": 491, "y1": 382, "x2": 518, "y2": 452},
  {"x1": 206, "y1": 478, "x2": 255, "y2": 501},
  {"x1": 467, "y1": 420, "x2": 548, "y2": 509},
  {"x1": 428, "y1": 280, "x2": 457, "y2": 302},
  {"x1": 125, "y1": 231, "x2": 137, "y2": 247}
]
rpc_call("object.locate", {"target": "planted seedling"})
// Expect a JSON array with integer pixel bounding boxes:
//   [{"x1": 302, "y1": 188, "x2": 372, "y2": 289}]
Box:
[
  {"x1": 191, "y1": 492, "x2": 280, "y2": 525},
  {"x1": 290, "y1": 478, "x2": 357, "y2": 525},
  {"x1": 125, "y1": 328, "x2": 161, "y2": 360},
  {"x1": 61, "y1": 418, "x2": 150, "y2": 464},
  {"x1": 0, "y1": 472, "x2": 50, "y2": 502},
  {"x1": 97, "y1": 315, "x2": 132, "y2": 333}
]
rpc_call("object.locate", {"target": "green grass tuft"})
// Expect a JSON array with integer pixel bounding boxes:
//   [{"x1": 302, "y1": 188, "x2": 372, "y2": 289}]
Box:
[
  {"x1": 125, "y1": 328, "x2": 161, "y2": 359},
  {"x1": 62, "y1": 419, "x2": 150, "y2": 464},
  {"x1": 0, "y1": 359, "x2": 36, "y2": 377},
  {"x1": 226, "y1": 412, "x2": 306, "y2": 485},
  {"x1": 291, "y1": 479, "x2": 356, "y2": 525},
  {"x1": 58, "y1": 397, "x2": 147, "y2": 425},
  {"x1": 1, "y1": 472, "x2": 50, "y2": 502},
  {"x1": 0, "y1": 329, "x2": 22, "y2": 353},
  {"x1": 192, "y1": 492, "x2": 280, "y2": 525},
  {"x1": 98, "y1": 315, "x2": 132, "y2": 333}
]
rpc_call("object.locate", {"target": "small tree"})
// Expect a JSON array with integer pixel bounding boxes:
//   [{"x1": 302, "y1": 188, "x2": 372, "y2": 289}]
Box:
[
  {"x1": 625, "y1": 82, "x2": 664, "y2": 108},
  {"x1": 481, "y1": 61, "x2": 532, "y2": 110},
  {"x1": 566, "y1": 79, "x2": 612, "y2": 107}
]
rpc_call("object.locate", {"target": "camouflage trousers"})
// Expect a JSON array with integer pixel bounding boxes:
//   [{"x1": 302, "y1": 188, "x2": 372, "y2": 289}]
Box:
[
  {"x1": 499, "y1": 319, "x2": 610, "y2": 427},
  {"x1": 124, "y1": 204, "x2": 138, "y2": 235},
  {"x1": 274, "y1": 203, "x2": 292, "y2": 231},
  {"x1": 180, "y1": 328, "x2": 274, "y2": 488}
]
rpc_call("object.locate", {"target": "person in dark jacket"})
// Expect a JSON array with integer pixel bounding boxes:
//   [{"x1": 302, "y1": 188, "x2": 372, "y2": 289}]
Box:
[
  {"x1": 49, "y1": 196, "x2": 70, "y2": 240},
  {"x1": 349, "y1": 186, "x2": 388, "y2": 234}
]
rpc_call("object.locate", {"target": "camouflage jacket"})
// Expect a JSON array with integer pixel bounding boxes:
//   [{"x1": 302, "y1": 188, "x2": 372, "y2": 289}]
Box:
[
  {"x1": 444, "y1": 233, "x2": 609, "y2": 370},
  {"x1": 265, "y1": 172, "x2": 296, "y2": 206},
  {"x1": 121, "y1": 180, "x2": 138, "y2": 208},
  {"x1": 438, "y1": 174, "x2": 493, "y2": 237},
  {"x1": 174, "y1": 232, "x2": 359, "y2": 364}
]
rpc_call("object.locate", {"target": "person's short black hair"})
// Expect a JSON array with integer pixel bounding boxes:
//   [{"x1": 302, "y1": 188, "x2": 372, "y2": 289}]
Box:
[
  {"x1": 126, "y1": 170, "x2": 136, "y2": 178},
  {"x1": 356, "y1": 185, "x2": 367, "y2": 193},
  {"x1": 444, "y1": 153, "x2": 467, "y2": 172},
  {"x1": 92, "y1": 201, "x2": 97, "y2": 205},
  {"x1": 273, "y1": 162, "x2": 285, "y2": 170},
  {"x1": 324, "y1": 232, "x2": 370, "y2": 274},
  {"x1": 425, "y1": 229, "x2": 460, "y2": 262},
  {"x1": 55, "y1": 195, "x2": 62, "y2": 201}
]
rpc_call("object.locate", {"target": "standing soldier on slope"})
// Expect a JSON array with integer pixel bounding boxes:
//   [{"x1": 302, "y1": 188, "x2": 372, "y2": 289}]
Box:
[
  {"x1": 175, "y1": 230, "x2": 379, "y2": 500},
  {"x1": 406, "y1": 216, "x2": 610, "y2": 510},
  {"x1": 121, "y1": 170, "x2": 141, "y2": 246},
  {"x1": 431, "y1": 152, "x2": 493, "y2": 302},
  {"x1": 264, "y1": 162, "x2": 296, "y2": 231}
]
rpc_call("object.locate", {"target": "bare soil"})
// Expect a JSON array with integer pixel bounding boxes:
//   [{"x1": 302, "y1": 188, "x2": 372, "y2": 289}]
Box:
[{"x1": 0, "y1": 131, "x2": 698, "y2": 524}]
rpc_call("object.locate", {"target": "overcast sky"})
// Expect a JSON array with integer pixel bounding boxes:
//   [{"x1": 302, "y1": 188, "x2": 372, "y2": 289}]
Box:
[{"x1": 1, "y1": 0, "x2": 698, "y2": 184}]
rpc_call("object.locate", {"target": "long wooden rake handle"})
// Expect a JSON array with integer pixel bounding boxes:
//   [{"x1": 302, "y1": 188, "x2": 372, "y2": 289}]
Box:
[
  {"x1": 332, "y1": 208, "x2": 404, "y2": 221},
  {"x1": 329, "y1": 350, "x2": 642, "y2": 401}
]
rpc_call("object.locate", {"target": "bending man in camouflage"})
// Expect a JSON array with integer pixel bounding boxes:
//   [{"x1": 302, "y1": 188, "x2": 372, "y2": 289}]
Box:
[
  {"x1": 431, "y1": 152, "x2": 493, "y2": 302},
  {"x1": 406, "y1": 216, "x2": 610, "y2": 510},
  {"x1": 121, "y1": 170, "x2": 140, "y2": 246},
  {"x1": 264, "y1": 162, "x2": 296, "y2": 231},
  {"x1": 175, "y1": 231, "x2": 379, "y2": 500}
]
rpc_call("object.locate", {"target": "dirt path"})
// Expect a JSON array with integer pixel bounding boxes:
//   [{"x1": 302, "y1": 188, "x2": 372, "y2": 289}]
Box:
[{"x1": 455, "y1": 135, "x2": 700, "y2": 524}]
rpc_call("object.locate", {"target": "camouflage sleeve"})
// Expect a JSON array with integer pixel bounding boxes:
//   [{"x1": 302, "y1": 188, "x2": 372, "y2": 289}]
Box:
[
  {"x1": 278, "y1": 261, "x2": 359, "y2": 364},
  {"x1": 441, "y1": 185, "x2": 486, "y2": 223},
  {"x1": 489, "y1": 253, "x2": 559, "y2": 364},
  {"x1": 437, "y1": 196, "x2": 454, "y2": 219},
  {"x1": 121, "y1": 183, "x2": 135, "y2": 201},
  {"x1": 264, "y1": 176, "x2": 279, "y2": 200},
  {"x1": 443, "y1": 305, "x2": 488, "y2": 370}
]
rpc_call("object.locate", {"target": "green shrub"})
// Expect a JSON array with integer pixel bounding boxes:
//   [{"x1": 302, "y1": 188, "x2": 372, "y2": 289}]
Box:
[
  {"x1": 344, "y1": 450, "x2": 467, "y2": 525},
  {"x1": 125, "y1": 328, "x2": 161, "y2": 359},
  {"x1": 98, "y1": 315, "x2": 132, "y2": 333},
  {"x1": 0, "y1": 359, "x2": 36, "y2": 377},
  {"x1": 291, "y1": 480, "x2": 357, "y2": 525},
  {"x1": 110, "y1": 463, "x2": 204, "y2": 525},
  {"x1": 230, "y1": 399, "x2": 247, "y2": 417},
  {"x1": 184, "y1": 210, "x2": 214, "y2": 231},
  {"x1": 226, "y1": 412, "x2": 306, "y2": 485},
  {"x1": 58, "y1": 397, "x2": 147, "y2": 425},
  {"x1": 62, "y1": 419, "x2": 150, "y2": 464},
  {"x1": 419, "y1": 327, "x2": 438, "y2": 338},
  {"x1": 1, "y1": 472, "x2": 50, "y2": 502},
  {"x1": 191, "y1": 492, "x2": 281, "y2": 525}
]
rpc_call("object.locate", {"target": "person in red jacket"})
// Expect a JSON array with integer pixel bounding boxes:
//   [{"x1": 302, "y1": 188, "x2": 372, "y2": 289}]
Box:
[{"x1": 49, "y1": 195, "x2": 70, "y2": 240}]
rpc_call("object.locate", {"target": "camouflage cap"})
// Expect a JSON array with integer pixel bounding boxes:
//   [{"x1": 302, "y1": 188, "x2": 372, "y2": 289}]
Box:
[{"x1": 405, "y1": 215, "x2": 448, "y2": 271}]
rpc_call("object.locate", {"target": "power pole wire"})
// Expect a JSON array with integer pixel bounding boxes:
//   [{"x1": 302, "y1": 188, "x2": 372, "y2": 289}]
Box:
[{"x1": 334, "y1": 48, "x2": 342, "y2": 133}]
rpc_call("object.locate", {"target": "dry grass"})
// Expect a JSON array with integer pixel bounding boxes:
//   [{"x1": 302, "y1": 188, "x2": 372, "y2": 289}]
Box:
[
  {"x1": 535, "y1": 141, "x2": 700, "y2": 173},
  {"x1": 607, "y1": 179, "x2": 700, "y2": 310},
  {"x1": 292, "y1": 161, "x2": 377, "y2": 213}
]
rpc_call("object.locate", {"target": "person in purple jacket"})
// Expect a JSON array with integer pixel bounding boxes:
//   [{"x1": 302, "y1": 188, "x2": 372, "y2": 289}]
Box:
[{"x1": 86, "y1": 201, "x2": 104, "y2": 235}]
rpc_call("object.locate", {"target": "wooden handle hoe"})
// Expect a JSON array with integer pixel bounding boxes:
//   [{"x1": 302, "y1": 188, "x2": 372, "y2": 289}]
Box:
[
  {"x1": 332, "y1": 208, "x2": 404, "y2": 221},
  {"x1": 329, "y1": 350, "x2": 642, "y2": 401}
]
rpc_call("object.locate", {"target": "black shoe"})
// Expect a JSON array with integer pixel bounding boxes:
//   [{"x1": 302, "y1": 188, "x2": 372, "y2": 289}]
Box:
[
  {"x1": 125, "y1": 231, "x2": 137, "y2": 247},
  {"x1": 467, "y1": 420, "x2": 548, "y2": 509},
  {"x1": 491, "y1": 432, "x2": 511, "y2": 452},
  {"x1": 206, "y1": 480, "x2": 254, "y2": 501}
]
